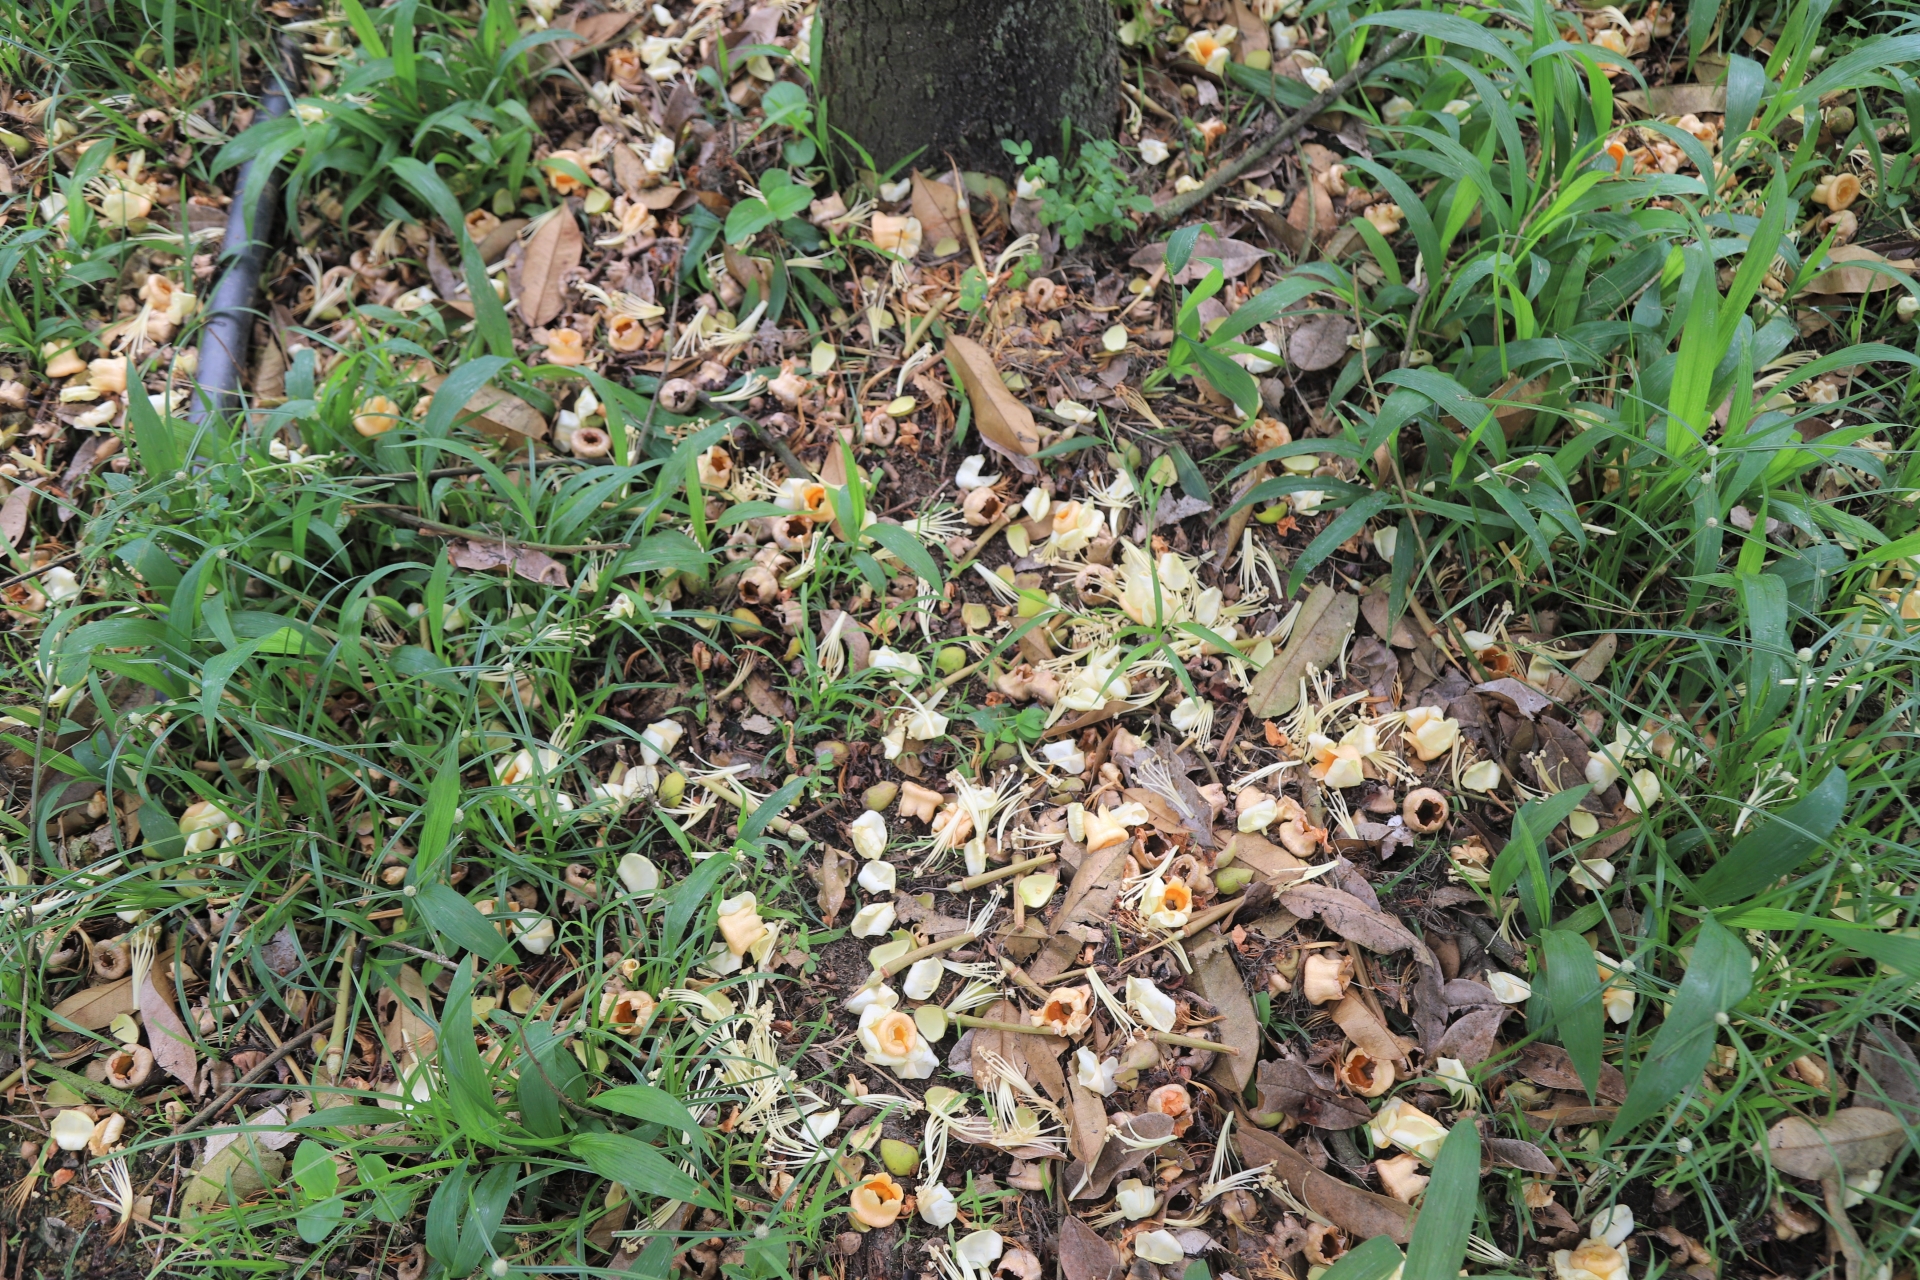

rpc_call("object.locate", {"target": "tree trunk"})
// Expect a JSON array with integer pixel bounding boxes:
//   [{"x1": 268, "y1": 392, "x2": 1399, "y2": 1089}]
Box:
[{"x1": 820, "y1": 0, "x2": 1119, "y2": 175}]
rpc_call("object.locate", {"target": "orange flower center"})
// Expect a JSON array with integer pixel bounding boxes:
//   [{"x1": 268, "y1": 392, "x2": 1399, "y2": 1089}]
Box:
[
  {"x1": 873, "y1": 1011, "x2": 917, "y2": 1058},
  {"x1": 1160, "y1": 880, "x2": 1192, "y2": 913}
]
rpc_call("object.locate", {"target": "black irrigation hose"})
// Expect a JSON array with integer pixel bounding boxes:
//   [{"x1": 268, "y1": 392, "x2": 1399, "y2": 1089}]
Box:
[{"x1": 188, "y1": 35, "x2": 305, "y2": 426}]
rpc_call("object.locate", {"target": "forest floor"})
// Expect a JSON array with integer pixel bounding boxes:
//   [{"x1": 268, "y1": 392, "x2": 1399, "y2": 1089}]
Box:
[{"x1": 0, "y1": 1, "x2": 1918, "y2": 1279}]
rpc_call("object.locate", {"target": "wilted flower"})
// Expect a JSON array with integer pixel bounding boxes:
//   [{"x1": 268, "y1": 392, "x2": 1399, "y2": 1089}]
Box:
[
  {"x1": 918, "y1": 1182, "x2": 958, "y2": 1226},
  {"x1": 52, "y1": 1109, "x2": 96, "y2": 1151},
  {"x1": 1075, "y1": 1047, "x2": 1120, "y2": 1095},
  {"x1": 850, "y1": 809, "x2": 888, "y2": 861},
  {"x1": 1552, "y1": 1241, "x2": 1628, "y2": 1280},
  {"x1": 856, "y1": 860, "x2": 896, "y2": 895},
  {"x1": 696, "y1": 445, "x2": 732, "y2": 489},
  {"x1": 1368, "y1": 1098, "x2": 1448, "y2": 1162},
  {"x1": 1461, "y1": 759, "x2": 1503, "y2": 792},
  {"x1": 1032, "y1": 986, "x2": 1092, "y2": 1038},
  {"x1": 850, "y1": 900, "x2": 896, "y2": 938},
  {"x1": 1302, "y1": 65, "x2": 1334, "y2": 92},
  {"x1": 639, "y1": 719, "x2": 683, "y2": 764},
  {"x1": 1301, "y1": 952, "x2": 1352, "y2": 1005},
  {"x1": 544, "y1": 328, "x2": 588, "y2": 366},
  {"x1": 903, "y1": 956, "x2": 944, "y2": 1001},
  {"x1": 1126, "y1": 976, "x2": 1177, "y2": 1032},
  {"x1": 858, "y1": 1005, "x2": 939, "y2": 1078},
  {"x1": 717, "y1": 893, "x2": 767, "y2": 956},
  {"x1": 870, "y1": 213, "x2": 923, "y2": 258},
  {"x1": 1308, "y1": 735, "x2": 1367, "y2": 789},
  {"x1": 1115, "y1": 1178, "x2": 1157, "y2": 1219},
  {"x1": 1181, "y1": 25, "x2": 1236, "y2": 76},
  {"x1": 954, "y1": 454, "x2": 999, "y2": 490},
  {"x1": 849, "y1": 1170, "x2": 905, "y2": 1227},
  {"x1": 1134, "y1": 1229, "x2": 1185, "y2": 1265},
  {"x1": 1376, "y1": 1152, "x2": 1429, "y2": 1202},
  {"x1": 1596, "y1": 953, "x2": 1634, "y2": 1023},
  {"x1": 1139, "y1": 138, "x2": 1170, "y2": 165},
  {"x1": 1403, "y1": 706, "x2": 1459, "y2": 760},
  {"x1": 1140, "y1": 876, "x2": 1192, "y2": 930},
  {"x1": 354, "y1": 395, "x2": 403, "y2": 437},
  {"x1": 1041, "y1": 740, "x2": 1086, "y2": 774},
  {"x1": 1487, "y1": 971, "x2": 1532, "y2": 1004}
]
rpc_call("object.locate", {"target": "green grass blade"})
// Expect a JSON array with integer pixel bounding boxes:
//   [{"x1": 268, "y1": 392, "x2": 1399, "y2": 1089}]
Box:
[
  {"x1": 1689, "y1": 767, "x2": 1848, "y2": 906},
  {"x1": 1610, "y1": 917, "x2": 1752, "y2": 1137},
  {"x1": 1404, "y1": 1121, "x2": 1481, "y2": 1278},
  {"x1": 1543, "y1": 929, "x2": 1606, "y2": 1101}
]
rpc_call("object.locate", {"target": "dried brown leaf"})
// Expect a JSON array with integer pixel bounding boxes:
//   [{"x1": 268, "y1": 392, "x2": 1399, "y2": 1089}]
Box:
[
  {"x1": 1066, "y1": 1112, "x2": 1174, "y2": 1200},
  {"x1": 1765, "y1": 1107, "x2": 1905, "y2": 1180},
  {"x1": 50, "y1": 977, "x2": 135, "y2": 1030},
  {"x1": 1129, "y1": 235, "x2": 1269, "y2": 283},
  {"x1": 1249, "y1": 586, "x2": 1358, "y2": 717},
  {"x1": 944, "y1": 335, "x2": 1040, "y2": 472},
  {"x1": 1801, "y1": 245, "x2": 1917, "y2": 296},
  {"x1": 1255, "y1": 1056, "x2": 1372, "y2": 1129},
  {"x1": 1189, "y1": 933, "x2": 1261, "y2": 1093},
  {"x1": 1432, "y1": 1006, "x2": 1506, "y2": 1067},
  {"x1": 909, "y1": 171, "x2": 964, "y2": 254},
  {"x1": 518, "y1": 210, "x2": 583, "y2": 328},
  {"x1": 1616, "y1": 83, "x2": 1726, "y2": 116},
  {"x1": 1237, "y1": 1123, "x2": 1415, "y2": 1243},
  {"x1": 1484, "y1": 1134, "x2": 1556, "y2": 1174},
  {"x1": 1473, "y1": 677, "x2": 1555, "y2": 720},
  {"x1": 1278, "y1": 883, "x2": 1425, "y2": 957},
  {"x1": 0, "y1": 482, "x2": 39, "y2": 548},
  {"x1": 445, "y1": 539, "x2": 569, "y2": 587},
  {"x1": 1057, "y1": 1215, "x2": 1122, "y2": 1280},
  {"x1": 1066, "y1": 1078, "x2": 1108, "y2": 1167},
  {"x1": 1288, "y1": 314, "x2": 1352, "y2": 371},
  {"x1": 1332, "y1": 994, "x2": 1408, "y2": 1069},
  {"x1": 139, "y1": 954, "x2": 201, "y2": 1096},
  {"x1": 812, "y1": 846, "x2": 849, "y2": 926}
]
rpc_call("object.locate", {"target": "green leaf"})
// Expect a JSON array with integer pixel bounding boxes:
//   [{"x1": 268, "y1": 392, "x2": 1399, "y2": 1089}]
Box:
[
  {"x1": 1542, "y1": 929, "x2": 1606, "y2": 1102},
  {"x1": 412, "y1": 739, "x2": 464, "y2": 883},
  {"x1": 1165, "y1": 223, "x2": 1206, "y2": 276},
  {"x1": 437, "y1": 959, "x2": 504, "y2": 1133},
  {"x1": 1609, "y1": 916, "x2": 1752, "y2": 1138},
  {"x1": 1288, "y1": 491, "x2": 1391, "y2": 596},
  {"x1": 662, "y1": 851, "x2": 734, "y2": 957},
  {"x1": 1491, "y1": 786, "x2": 1591, "y2": 932},
  {"x1": 569, "y1": 1132, "x2": 711, "y2": 1207},
  {"x1": 864, "y1": 521, "x2": 944, "y2": 590},
  {"x1": 614, "y1": 530, "x2": 712, "y2": 580},
  {"x1": 1317, "y1": 1235, "x2": 1404, "y2": 1280},
  {"x1": 421, "y1": 356, "x2": 513, "y2": 440},
  {"x1": 594, "y1": 1084, "x2": 707, "y2": 1149},
  {"x1": 1689, "y1": 767, "x2": 1847, "y2": 906},
  {"x1": 291, "y1": 1140, "x2": 339, "y2": 1200},
  {"x1": 416, "y1": 881, "x2": 518, "y2": 965},
  {"x1": 356, "y1": 1154, "x2": 416, "y2": 1224},
  {"x1": 1403, "y1": 1122, "x2": 1480, "y2": 1279},
  {"x1": 295, "y1": 1198, "x2": 345, "y2": 1244},
  {"x1": 741, "y1": 775, "x2": 806, "y2": 842}
]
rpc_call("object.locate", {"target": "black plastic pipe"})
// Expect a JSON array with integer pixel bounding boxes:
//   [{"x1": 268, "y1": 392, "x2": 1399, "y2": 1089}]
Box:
[{"x1": 189, "y1": 39, "x2": 303, "y2": 425}]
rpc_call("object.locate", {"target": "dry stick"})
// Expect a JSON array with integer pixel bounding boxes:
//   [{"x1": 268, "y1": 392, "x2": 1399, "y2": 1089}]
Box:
[
  {"x1": 0, "y1": 550, "x2": 81, "y2": 594},
  {"x1": 947, "y1": 853, "x2": 1056, "y2": 893},
  {"x1": 1150, "y1": 27, "x2": 1424, "y2": 225},
  {"x1": 171, "y1": 1024, "x2": 326, "y2": 1137}
]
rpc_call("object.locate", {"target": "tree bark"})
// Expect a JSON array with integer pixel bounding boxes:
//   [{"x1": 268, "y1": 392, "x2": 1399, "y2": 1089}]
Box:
[{"x1": 820, "y1": 0, "x2": 1119, "y2": 175}]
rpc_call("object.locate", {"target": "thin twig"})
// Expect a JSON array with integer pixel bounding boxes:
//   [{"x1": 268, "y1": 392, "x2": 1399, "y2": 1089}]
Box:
[
  {"x1": 1151, "y1": 27, "x2": 1423, "y2": 224},
  {"x1": 170, "y1": 1024, "x2": 325, "y2": 1137},
  {"x1": 0, "y1": 550, "x2": 81, "y2": 593}
]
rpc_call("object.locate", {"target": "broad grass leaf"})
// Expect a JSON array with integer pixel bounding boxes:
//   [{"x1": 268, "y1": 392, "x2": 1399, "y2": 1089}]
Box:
[
  {"x1": 1404, "y1": 1122, "x2": 1480, "y2": 1279},
  {"x1": 661, "y1": 851, "x2": 734, "y2": 957},
  {"x1": 420, "y1": 356, "x2": 513, "y2": 439},
  {"x1": 594, "y1": 1083, "x2": 706, "y2": 1150},
  {"x1": 1610, "y1": 916, "x2": 1751, "y2": 1138},
  {"x1": 416, "y1": 881, "x2": 518, "y2": 965},
  {"x1": 1288, "y1": 490, "x2": 1390, "y2": 596},
  {"x1": 1317, "y1": 1235, "x2": 1403, "y2": 1280},
  {"x1": 1689, "y1": 767, "x2": 1847, "y2": 906},
  {"x1": 864, "y1": 521, "x2": 943, "y2": 590},
  {"x1": 412, "y1": 738, "x2": 464, "y2": 881},
  {"x1": 437, "y1": 959, "x2": 503, "y2": 1132},
  {"x1": 570, "y1": 1132, "x2": 710, "y2": 1206},
  {"x1": 1542, "y1": 929, "x2": 1605, "y2": 1101}
]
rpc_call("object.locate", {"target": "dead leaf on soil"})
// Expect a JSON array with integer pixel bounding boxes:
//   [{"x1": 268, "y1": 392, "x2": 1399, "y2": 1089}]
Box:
[
  {"x1": 139, "y1": 952, "x2": 201, "y2": 1096},
  {"x1": 1764, "y1": 1107, "x2": 1905, "y2": 1180},
  {"x1": 812, "y1": 846, "x2": 849, "y2": 926},
  {"x1": 1544, "y1": 631, "x2": 1616, "y2": 701},
  {"x1": 1278, "y1": 883, "x2": 1426, "y2": 958},
  {"x1": 1484, "y1": 1134, "x2": 1557, "y2": 1174},
  {"x1": 1249, "y1": 586, "x2": 1358, "y2": 717},
  {"x1": 744, "y1": 672, "x2": 792, "y2": 720},
  {"x1": 1255, "y1": 1056, "x2": 1372, "y2": 1129},
  {"x1": 1237, "y1": 1123, "x2": 1415, "y2": 1243},
  {"x1": 518, "y1": 209, "x2": 584, "y2": 328},
  {"x1": 1224, "y1": 831, "x2": 1307, "y2": 883},
  {"x1": 1067, "y1": 1078, "x2": 1108, "y2": 1167},
  {"x1": 1189, "y1": 933, "x2": 1260, "y2": 1093},
  {"x1": 910, "y1": 171, "x2": 964, "y2": 254},
  {"x1": 1473, "y1": 677, "x2": 1555, "y2": 720},
  {"x1": 1616, "y1": 83, "x2": 1726, "y2": 116},
  {"x1": 446, "y1": 539, "x2": 569, "y2": 587},
  {"x1": 1129, "y1": 235, "x2": 1268, "y2": 284},
  {"x1": 1801, "y1": 245, "x2": 1917, "y2": 296},
  {"x1": 1288, "y1": 313, "x2": 1352, "y2": 371},
  {"x1": 1287, "y1": 183, "x2": 1338, "y2": 247},
  {"x1": 945, "y1": 335, "x2": 1040, "y2": 473},
  {"x1": 1332, "y1": 994, "x2": 1408, "y2": 1069},
  {"x1": 1066, "y1": 1111, "x2": 1175, "y2": 1200},
  {"x1": 50, "y1": 976, "x2": 135, "y2": 1030},
  {"x1": 1057, "y1": 1215, "x2": 1122, "y2": 1280},
  {"x1": 1361, "y1": 591, "x2": 1418, "y2": 647},
  {"x1": 1433, "y1": 1006, "x2": 1507, "y2": 1066},
  {"x1": 424, "y1": 373, "x2": 549, "y2": 440},
  {"x1": 0, "y1": 482, "x2": 39, "y2": 547},
  {"x1": 1854, "y1": 1022, "x2": 1920, "y2": 1125}
]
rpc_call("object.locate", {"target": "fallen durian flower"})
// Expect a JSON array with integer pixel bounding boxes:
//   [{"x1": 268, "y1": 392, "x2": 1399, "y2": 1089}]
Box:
[
  {"x1": 1590, "y1": 1205, "x2": 1634, "y2": 1248},
  {"x1": 870, "y1": 647, "x2": 923, "y2": 677},
  {"x1": 354, "y1": 395, "x2": 403, "y2": 437},
  {"x1": 1075, "y1": 1047, "x2": 1120, "y2": 1095},
  {"x1": 1339, "y1": 1047, "x2": 1394, "y2": 1097},
  {"x1": 1369, "y1": 1097, "x2": 1448, "y2": 1162},
  {"x1": 1402, "y1": 787, "x2": 1449, "y2": 834},
  {"x1": 1811, "y1": 171, "x2": 1861, "y2": 212},
  {"x1": 918, "y1": 1182, "x2": 958, "y2": 1226},
  {"x1": 602, "y1": 987, "x2": 657, "y2": 1034},
  {"x1": 1552, "y1": 1241, "x2": 1629, "y2": 1280},
  {"x1": 52, "y1": 1109, "x2": 96, "y2": 1151},
  {"x1": 1403, "y1": 706, "x2": 1460, "y2": 761},
  {"x1": 856, "y1": 860, "x2": 896, "y2": 894},
  {"x1": 1115, "y1": 1177, "x2": 1157, "y2": 1219},
  {"x1": 1126, "y1": 976, "x2": 1177, "y2": 1032},
  {"x1": 1146, "y1": 1083, "x2": 1193, "y2": 1134},
  {"x1": 1032, "y1": 986, "x2": 1092, "y2": 1038},
  {"x1": 962, "y1": 485, "x2": 1005, "y2": 526},
  {"x1": 898, "y1": 781, "x2": 943, "y2": 823},
  {"x1": 846, "y1": 983, "x2": 898, "y2": 1015},
  {"x1": 903, "y1": 956, "x2": 944, "y2": 1000},
  {"x1": 1364, "y1": 202, "x2": 1405, "y2": 235},
  {"x1": 1169, "y1": 696, "x2": 1212, "y2": 739},
  {"x1": 544, "y1": 328, "x2": 588, "y2": 366},
  {"x1": 1569, "y1": 857, "x2": 1615, "y2": 893},
  {"x1": 1082, "y1": 805, "x2": 1133, "y2": 852},
  {"x1": 639, "y1": 719, "x2": 683, "y2": 764},
  {"x1": 1375, "y1": 1152, "x2": 1429, "y2": 1203},
  {"x1": 870, "y1": 212, "x2": 922, "y2": 258},
  {"x1": 849, "y1": 900, "x2": 896, "y2": 937},
  {"x1": 849, "y1": 1170, "x2": 905, "y2": 1227},
  {"x1": 1181, "y1": 25, "x2": 1236, "y2": 75},
  {"x1": 717, "y1": 892, "x2": 767, "y2": 956},
  {"x1": 858, "y1": 1005, "x2": 939, "y2": 1078},
  {"x1": 498, "y1": 747, "x2": 560, "y2": 787},
  {"x1": 1486, "y1": 971, "x2": 1532, "y2": 1004},
  {"x1": 1134, "y1": 1229, "x2": 1185, "y2": 1265},
  {"x1": 1139, "y1": 138, "x2": 1169, "y2": 164},
  {"x1": 1596, "y1": 954, "x2": 1634, "y2": 1023},
  {"x1": 179, "y1": 801, "x2": 229, "y2": 855},
  {"x1": 1236, "y1": 788, "x2": 1278, "y2": 832},
  {"x1": 516, "y1": 915, "x2": 556, "y2": 955},
  {"x1": 1039, "y1": 740, "x2": 1085, "y2": 774},
  {"x1": 954, "y1": 454, "x2": 998, "y2": 490},
  {"x1": 1301, "y1": 952, "x2": 1352, "y2": 1005},
  {"x1": 1140, "y1": 876, "x2": 1192, "y2": 930},
  {"x1": 1623, "y1": 768, "x2": 1661, "y2": 813},
  {"x1": 851, "y1": 810, "x2": 888, "y2": 859},
  {"x1": 1309, "y1": 735, "x2": 1367, "y2": 789},
  {"x1": 696, "y1": 445, "x2": 732, "y2": 489},
  {"x1": 1460, "y1": 759, "x2": 1503, "y2": 792},
  {"x1": 1382, "y1": 95, "x2": 1414, "y2": 125}
]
